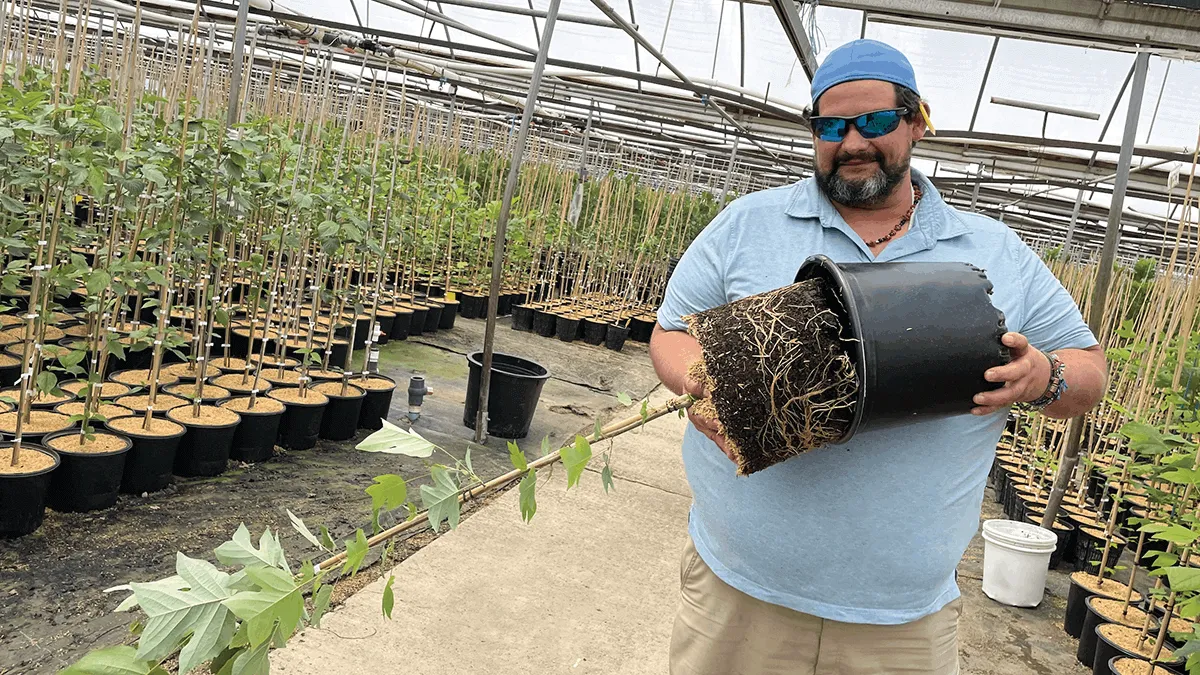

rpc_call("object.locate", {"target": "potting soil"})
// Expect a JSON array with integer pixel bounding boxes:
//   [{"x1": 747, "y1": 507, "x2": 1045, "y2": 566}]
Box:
[
  {"x1": 221, "y1": 396, "x2": 285, "y2": 413},
  {"x1": 684, "y1": 278, "x2": 858, "y2": 476},
  {"x1": 270, "y1": 387, "x2": 329, "y2": 405},
  {"x1": 1098, "y1": 623, "x2": 1171, "y2": 659},
  {"x1": 56, "y1": 402, "x2": 132, "y2": 419},
  {"x1": 313, "y1": 381, "x2": 365, "y2": 397},
  {"x1": 353, "y1": 376, "x2": 397, "y2": 391},
  {"x1": 116, "y1": 393, "x2": 186, "y2": 413},
  {"x1": 0, "y1": 410, "x2": 72, "y2": 434},
  {"x1": 167, "y1": 405, "x2": 240, "y2": 427},
  {"x1": 47, "y1": 432, "x2": 128, "y2": 454},
  {"x1": 0, "y1": 448, "x2": 55, "y2": 474},
  {"x1": 107, "y1": 415, "x2": 184, "y2": 437},
  {"x1": 1112, "y1": 658, "x2": 1168, "y2": 675}
]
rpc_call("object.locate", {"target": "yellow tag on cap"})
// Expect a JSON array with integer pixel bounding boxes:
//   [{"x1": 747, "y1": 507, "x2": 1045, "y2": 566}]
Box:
[{"x1": 919, "y1": 104, "x2": 937, "y2": 136}]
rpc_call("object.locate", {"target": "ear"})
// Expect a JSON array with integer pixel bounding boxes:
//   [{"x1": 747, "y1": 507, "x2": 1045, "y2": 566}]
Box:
[{"x1": 910, "y1": 101, "x2": 930, "y2": 144}]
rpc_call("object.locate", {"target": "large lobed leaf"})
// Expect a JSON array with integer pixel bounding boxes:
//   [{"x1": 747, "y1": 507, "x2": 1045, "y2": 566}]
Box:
[
  {"x1": 421, "y1": 466, "x2": 461, "y2": 532},
  {"x1": 215, "y1": 524, "x2": 291, "y2": 574},
  {"x1": 130, "y1": 554, "x2": 238, "y2": 674},
  {"x1": 221, "y1": 566, "x2": 304, "y2": 649}
]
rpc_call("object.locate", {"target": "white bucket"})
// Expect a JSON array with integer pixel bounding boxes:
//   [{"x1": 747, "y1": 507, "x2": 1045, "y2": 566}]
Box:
[{"x1": 980, "y1": 519, "x2": 1058, "y2": 608}]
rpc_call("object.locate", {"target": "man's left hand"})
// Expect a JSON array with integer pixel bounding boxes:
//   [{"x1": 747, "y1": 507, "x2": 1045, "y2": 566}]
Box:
[{"x1": 971, "y1": 332, "x2": 1051, "y2": 416}]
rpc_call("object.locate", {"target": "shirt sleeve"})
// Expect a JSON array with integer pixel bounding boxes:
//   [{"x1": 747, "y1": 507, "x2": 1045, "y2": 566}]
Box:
[
  {"x1": 1009, "y1": 233, "x2": 1098, "y2": 352},
  {"x1": 656, "y1": 210, "x2": 734, "y2": 331}
]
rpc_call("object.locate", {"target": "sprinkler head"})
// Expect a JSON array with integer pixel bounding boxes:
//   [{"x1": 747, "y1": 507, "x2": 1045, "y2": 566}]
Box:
[{"x1": 407, "y1": 376, "x2": 431, "y2": 422}]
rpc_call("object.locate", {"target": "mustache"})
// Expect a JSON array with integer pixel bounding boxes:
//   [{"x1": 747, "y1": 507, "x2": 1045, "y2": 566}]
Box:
[{"x1": 831, "y1": 150, "x2": 885, "y2": 170}]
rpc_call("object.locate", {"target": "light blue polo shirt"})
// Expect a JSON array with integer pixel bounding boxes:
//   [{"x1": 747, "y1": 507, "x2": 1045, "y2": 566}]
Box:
[{"x1": 657, "y1": 169, "x2": 1096, "y2": 625}]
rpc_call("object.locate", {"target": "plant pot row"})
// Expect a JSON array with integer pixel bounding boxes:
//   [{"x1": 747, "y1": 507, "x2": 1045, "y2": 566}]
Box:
[
  {"x1": 510, "y1": 304, "x2": 631, "y2": 352},
  {"x1": 0, "y1": 375, "x2": 398, "y2": 538}
]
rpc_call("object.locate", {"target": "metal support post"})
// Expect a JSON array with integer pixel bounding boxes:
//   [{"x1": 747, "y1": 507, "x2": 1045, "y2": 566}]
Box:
[
  {"x1": 225, "y1": 0, "x2": 252, "y2": 128},
  {"x1": 474, "y1": 0, "x2": 562, "y2": 443},
  {"x1": 1041, "y1": 49, "x2": 1149, "y2": 530},
  {"x1": 719, "y1": 138, "x2": 740, "y2": 209}
]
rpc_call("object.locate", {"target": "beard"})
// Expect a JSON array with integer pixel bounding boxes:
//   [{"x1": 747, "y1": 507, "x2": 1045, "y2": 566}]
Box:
[{"x1": 815, "y1": 147, "x2": 910, "y2": 208}]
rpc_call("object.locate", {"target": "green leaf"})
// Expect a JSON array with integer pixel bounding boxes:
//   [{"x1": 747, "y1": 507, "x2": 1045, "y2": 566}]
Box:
[
  {"x1": 86, "y1": 269, "x2": 110, "y2": 296},
  {"x1": 141, "y1": 166, "x2": 167, "y2": 186},
  {"x1": 59, "y1": 646, "x2": 154, "y2": 675},
  {"x1": 59, "y1": 349, "x2": 86, "y2": 368},
  {"x1": 508, "y1": 441, "x2": 527, "y2": 471},
  {"x1": 355, "y1": 420, "x2": 435, "y2": 457},
  {"x1": 594, "y1": 416, "x2": 603, "y2": 439},
  {"x1": 616, "y1": 392, "x2": 633, "y2": 406},
  {"x1": 561, "y1": 436, "x2": 592, "y2": 490},
  {"x1": 214, "y1": 308, "x2": 230, "y2": 328},
  {"x1": 131, "y1": 554, "x2": 236, "y2": 673},
  {"x1": 310, "y1": 584, "x2": 333, "y2": 627},
  {"x1": 228, "y1": 640, "x2": 269, "y2": 675},
  {"x1": 381, "y1": 575, "x2": 396, "y2": 619},
  {"x1": 318, "y1": 525, "x2": 335, "y2": 551},
  {"x1": 641, "y1": 399, "x2": 650, "y2": 425},
  {"x1": 1152, "y1": 525, "x2": 1200, "y2": 546},
  {"x1": 214, "y1": 524, "x2": 290, "y2": 573},
  {"x1": 421, "y1": 466, "x2": 461, "y2": 532},
  {"x1": 541, "y1": 435, "x2": 551, "y2": 457},
  {"x1": 519, "y1": 470, "x2": 537, "y2": 523},
  {"x1": 601, "y1": 455, "x2": 615, "y2": 495},
  {"x1": 1164, "y1": 566, "x2": 1200, "y2": 592},
  {"x1": 221, "y1": 566, "x2": 304, "y2": 648},
  {"x1": 146, "y1": 268, "x2": 168, "y2": 287},
  {"x1": 366, "y1": 474, "x2": 408, "y2": 512},
  {"x1": 341, "y1": 529, "x2": 368, "y2": 576},
  {"x1": 36, "y1": 370, "x2": 57, "y2": 394},
  {"x1": 287, "y1": 509, "x2": 326, "y2": 551}
]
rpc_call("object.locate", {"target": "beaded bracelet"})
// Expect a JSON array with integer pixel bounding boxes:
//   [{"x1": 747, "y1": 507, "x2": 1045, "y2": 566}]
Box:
[{"x1": 1023, "y1": 351, "x2": 1067, "y2": 411}]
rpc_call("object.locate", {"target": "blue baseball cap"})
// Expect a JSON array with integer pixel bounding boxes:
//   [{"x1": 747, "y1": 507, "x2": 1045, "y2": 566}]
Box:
[{"x1": 810, "y1": 39, "x2": 919, "y2": 106}]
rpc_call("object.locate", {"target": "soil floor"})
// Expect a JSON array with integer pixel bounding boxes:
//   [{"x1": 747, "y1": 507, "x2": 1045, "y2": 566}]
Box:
[{"x1": 0, "y1": 316, "x2": 658, "y2": 674}]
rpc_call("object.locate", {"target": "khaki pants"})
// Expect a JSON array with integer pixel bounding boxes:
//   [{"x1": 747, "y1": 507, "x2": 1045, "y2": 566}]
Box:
[{"x1": 670, "y1": 539, "x2": 962, "y2": 675}]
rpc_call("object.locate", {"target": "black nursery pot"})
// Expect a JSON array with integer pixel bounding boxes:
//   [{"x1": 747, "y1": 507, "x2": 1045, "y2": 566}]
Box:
[
  {"x1": 0, "y1": 443, "x2": 59, "y2": 538},
  {"x1": 628, "y1": 316, "x2": 655, "y2": 343},
  {"x1": 375, "y1": 312, "x2": 396, "y2": 346},
  {"x1": 1077, "y1": 597, "x2": 1152, "y2": 668},
  {"x1": 424, "y1": 302, "x2": 445, "y2": 333},
  {"x1": 224, "y1": 404, "x2": 284, "y2": 463},
  {"x1": 43, "y1": 430, "x2": 132, "y2": 512},
  {"x1": 460, "y1": 293, "x2": 485, "y2": 319},
  {"x1": 172, "y1": 415, "x2": 240, "y2": 477},
  {"x1": 273, "y1": 392, "x2": 328, "y2": 451},
  {"x1": 389, "y1": 309, "x2": 413, "y2": 341},
  {"x1": 107, "y1": 417, "x2": 185, "y2": 494},
  {"x1": 1074, "y1": 530, "x2": 1127, "y2": 574},
  {"x1": 556, "y1": 316, "x2": 581, "y2": 342},
  {"x1": 357, "y1": 376, "x2": 397, "y2": 431},
  {"x1": 352, "y1": 317, "x2": 371, "y2": 351},
  {"x1": 512, "y1": 304, "x2": 535, "y2": 332},
  {"x1": 409, "y1": 305, "x2": 430, "y2": 336},
  {"x1": 795, "y1": 255, "x2": 1010, "y2": 442},
  {"x1": 605, "y1": 323, "x2": 629, "y2": 352},
  {"x1": 1092, "y1": 625, "x2": 1181, "y2": 675},
  {"x1": 319, "y1": 385, "x2": 366, "y2": 441},
  {"x1": 436, "y1": 300, "x2": 459, "y2": 329},
  {"x1": 463, "y1": 351, "x2": 550, "y2": 439},
  {"x1": 582, "y1": 318, "x2": 608, "y2": 345},
  {"x1": 533, "y1": 310, "x2": 557, "y2": 338},
  {"x1": 497, "y1": 293, "x2": 515, "y2": 316}
]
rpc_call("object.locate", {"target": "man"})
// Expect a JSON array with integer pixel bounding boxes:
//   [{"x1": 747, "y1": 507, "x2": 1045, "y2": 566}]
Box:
[{"x1": 651, "y1": 39, "x2": 1106, "y2": 675}]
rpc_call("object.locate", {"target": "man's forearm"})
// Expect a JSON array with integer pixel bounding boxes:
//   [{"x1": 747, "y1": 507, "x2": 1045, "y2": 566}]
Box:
[
  {"x1": 1042, "y1": 346, "x2": 1106, "y2": 419},
  {"x1": 650, "y1": 324, "x2": 703, "y2": 395}
]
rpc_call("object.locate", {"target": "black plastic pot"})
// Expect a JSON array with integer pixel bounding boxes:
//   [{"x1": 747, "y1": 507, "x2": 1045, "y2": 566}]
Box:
[
  {"x1": 1092, "y1": 625, "x2": 1181, "y2": 675},
  {"x1": 605, "y1": 324, "x2": 629, "y2": 352},
  {"x1": 107, "y1": 416, "x2": 185, "y2": 494},
  {"x1": 0, "y1": 359, "x2": 21, "y2": 385},
  {"x1": 498, "y1": 293, "x2": 515, "y2": 316},
  {"x1": 533, "y1": 310, "x2": 557, "y2": 338},
  {"x1": 556, "y1": 316, "x2": 581, "y2": 342},
  {"x1": 1078, "y1": 597, "x2": 1154, "y2": 668},
  {"x1": 409, "y1": 305, "x2": 430, "y2": 336},
  {"x1": 272, "y1": 391, "x2": 328, "y2": 450},
  {"x1": 629, "y1": 317, "x2": 655, "y2": 343},
  {"x1": 318, "y1": 384, "x2": 366, "y2": 441},
  {"x1": 512, "y1": 305, "x2": 535, "y2": 332},
  {"x1": 375, "y1": 312, "x2": 396, "y2": 346},
  {"x1": 389, "y1": 309, "x2": 413, "y2": 341},
  {"x1": 171, "y1": 411, "x2": 240, "y2": 477},
  {"x1": 582, "y1": 319, "x2": 608, "y2": 345},
  {"x1": 436, "y1": 300, "x2": 459, "y2": 329},
  {"x1": 463, "y1": 351, "x2": 550, "y2": 439},
  {"x1": 351, "y1": 317, "x2": 371, "y2": 351},
  {"x1": 43, "y1": 430, "x2": 131, "y2": 512},
  {"x1": 1075, "y1": 530, "x2": 1127, "y2": 574},
  {"x1": 0, "y1": 443, "x2": 58, "y2": 537},
  {"x1": 424, "y1": 302, "x2": 445, "y2": 333},
  {"x1": 357, "y1": 376, "x2": 397, "y2": 431},
  {"x1": 1066, "y1": 577, "x2": 1099, "y2": 638},
  {"x1": 795, "y1": 255, "x2": 1010, "y2": 442},
  {"x1": 224, "y1": 403, "x2": 283, "y2": 463},
  {"x1": 460, "y1": 293, "x2": 485, "y2": 319}
]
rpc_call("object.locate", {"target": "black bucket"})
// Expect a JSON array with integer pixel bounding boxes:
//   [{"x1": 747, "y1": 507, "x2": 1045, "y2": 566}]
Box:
[
  {"x1": 390, "y1": 309, "x2": 413, "y2": 341},
  {"x1": 512, "y1": 305, "x2": 535, "y2": 332},
  {"x1": 463, "y1": 352, "x2": 550, "y2": 439},
  {"x1": 605, "y1": 324, "x2": 629, "y2": 352},
  {"x1": 43, "y1": 430, "x2": 131, "y2": 512},
  {"x1": 582, "y1": 319, "x2": 608, "y2": 345},
  {"x1": 318, "y1": 384, "x2": 366, "y2": 441},
  {"x1": 409, "y1": 305, "x2": 430, "y2": 336},
  {"x1": 424, "y1": 302, "x2": 445, "y2": 333},
  {"x1": 1092, "y1": 625, "x2": 1181, "y2": 675},
  {"x1": 1078, "y1": 597, "x2": 1156, "y2": 668},
  {"x1": 106, "y1": 416, "x2": 185, "y2": 494},
  {"x1": 375, "y1": 312, "x2": 396, "y2": 346},
  {"x1": 356, "y1": 376, "x2": 397, "y2": 430},
  {"x1": 1074, "y1": 530, "x2": 1126, "y2": 574},
  {"x1": 556, "y1": 316, "x2": 581, "y2": 342},
  {"x1": 271, "y1": 390, "x2": 328, "y2": 450},
  {"x1": 460, "y1": 293, "x2": 485, "y2": 319},
  {"x1": 223, "y1": 402, "x2": 283, "y2": 463},
  {"x1": 629, "y1": 317, "x2": 654, "y2": 343},
  {"x1": 0, "y1": 443, "x2": 58, "y2": 537},
  {"x1": 169, "y1": 410, "x2": 241, "y2": 477},
  {"x1": 498, "y1": 293, "x2": 515, "y2": 316},
  {"x1": 437, "y1": 300, "x2": 460, "y2": 329},
  {"x1": 533, "y1": 310, "x2": 557, "y2": 338},
  {"x1": 795, "y1": 255, "x2": 1009, "y2": 442},
  {"x1": 352, "y1": 317, "x2": 371, "y2": 351}
]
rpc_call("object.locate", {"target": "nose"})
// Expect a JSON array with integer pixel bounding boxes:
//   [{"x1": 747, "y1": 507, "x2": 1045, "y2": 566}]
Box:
[{"x1": 839, "y1": 124, "x2": 871, "y2": 153}]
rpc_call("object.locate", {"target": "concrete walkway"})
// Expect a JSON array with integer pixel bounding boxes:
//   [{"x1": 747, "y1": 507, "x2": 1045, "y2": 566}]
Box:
[{"x1": 274, "y1": 387, "x2": 1083, "y2": 675}]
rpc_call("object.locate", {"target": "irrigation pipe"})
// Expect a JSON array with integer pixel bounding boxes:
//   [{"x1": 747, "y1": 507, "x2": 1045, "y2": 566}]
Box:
[{"x1": 315, "y1": 393, "x2": 696, "y2": 572}]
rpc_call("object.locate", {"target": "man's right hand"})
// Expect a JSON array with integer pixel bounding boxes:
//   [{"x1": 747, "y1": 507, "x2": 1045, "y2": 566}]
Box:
[{"x1": 684, "y1": 376, "x2": 737, "y2": 464}]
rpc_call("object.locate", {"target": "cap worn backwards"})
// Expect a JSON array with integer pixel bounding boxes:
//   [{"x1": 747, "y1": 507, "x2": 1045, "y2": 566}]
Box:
[{"x1": 810, "y1": 39, "x2": 919, "y2": 105}]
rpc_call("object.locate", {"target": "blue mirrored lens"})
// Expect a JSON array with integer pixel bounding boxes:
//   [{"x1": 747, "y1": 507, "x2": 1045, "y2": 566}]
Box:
[
  {"x1": 813, "y1": 117, "x2": 848, "y2": 142},
  {"x1": 857, "y1": 110, "x2": 903, "y2": 138}
]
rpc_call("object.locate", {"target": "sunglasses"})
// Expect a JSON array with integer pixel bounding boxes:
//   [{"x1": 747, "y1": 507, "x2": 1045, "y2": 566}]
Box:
[{"x1": 810, "y1": 108, "x2": 910, "y2": 142}]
